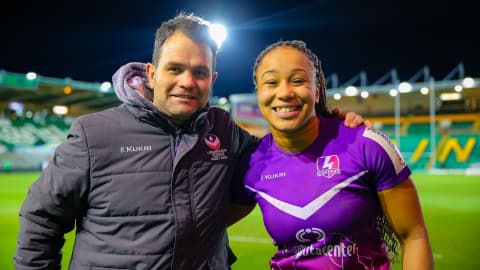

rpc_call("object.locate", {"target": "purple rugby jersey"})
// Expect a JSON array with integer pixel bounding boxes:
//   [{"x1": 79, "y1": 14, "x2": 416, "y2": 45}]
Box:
[{"x1": 243, "y1": 117, "x2": 411, "y2": 270}]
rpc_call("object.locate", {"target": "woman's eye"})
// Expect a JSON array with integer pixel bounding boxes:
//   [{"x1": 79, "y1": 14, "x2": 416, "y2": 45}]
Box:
[
  {"x1": 292, "y1": 79, "x2": 305, "y2": 85},
  {"x1": 264, "y1": 80, "x2": 277, "y2": 86}
]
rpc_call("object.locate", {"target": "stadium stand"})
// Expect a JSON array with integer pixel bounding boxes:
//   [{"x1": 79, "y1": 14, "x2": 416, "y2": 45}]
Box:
[
  {"x1": 1, "y1": 69, "x2": 479, "y2": 173},
  {"x1": 0, "y1": 115, "x2": 69, "y2": 171},
  {"x1": 325, "y1": 113, "x2": 480, "y2": 170}
]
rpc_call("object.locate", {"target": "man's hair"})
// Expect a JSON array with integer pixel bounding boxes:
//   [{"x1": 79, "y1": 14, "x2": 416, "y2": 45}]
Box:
[
  {"x1": 152, "y1": 12, "x2": 218, "y2": 69},
  {"x1": 252, "y1": 40, "x2": 332, "y2": 117}
]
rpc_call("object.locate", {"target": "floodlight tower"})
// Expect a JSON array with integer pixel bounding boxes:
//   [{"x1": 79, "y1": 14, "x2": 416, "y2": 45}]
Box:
[
  {"x1": 208, "y1": 22, "x2": 227, "y2": 100},
  {"x1": 209, "y1": 23, "x2": 227, "y2": 49}
]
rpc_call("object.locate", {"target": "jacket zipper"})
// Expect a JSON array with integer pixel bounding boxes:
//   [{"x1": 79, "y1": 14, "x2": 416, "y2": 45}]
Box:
[{"x1": 174, "y1": 134, "x2": 181, "y2": 154}]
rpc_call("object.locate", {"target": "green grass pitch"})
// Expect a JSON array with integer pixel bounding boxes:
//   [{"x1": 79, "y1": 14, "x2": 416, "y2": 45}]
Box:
[{"x1": 1, "y1": 172, "x2": 479, "y2": 269}]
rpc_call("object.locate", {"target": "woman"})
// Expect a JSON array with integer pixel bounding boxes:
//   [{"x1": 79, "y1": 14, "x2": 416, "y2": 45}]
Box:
[{"x1": 238, "y1": 40, "x2": 433, "y2": 269}]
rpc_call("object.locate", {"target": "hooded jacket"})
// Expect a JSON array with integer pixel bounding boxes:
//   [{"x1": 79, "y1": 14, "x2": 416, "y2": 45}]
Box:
[{"x1": 14, "y1": 62, "x2": 258, "y2": 270}]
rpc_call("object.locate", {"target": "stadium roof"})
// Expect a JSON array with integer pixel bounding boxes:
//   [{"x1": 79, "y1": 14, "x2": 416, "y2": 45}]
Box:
[
  {"x1": 2, "y1": 65, "x2": 478, "y2": 118},
  {"x1": 0, "y1": 70, "x2": 119, "y2": 116}
]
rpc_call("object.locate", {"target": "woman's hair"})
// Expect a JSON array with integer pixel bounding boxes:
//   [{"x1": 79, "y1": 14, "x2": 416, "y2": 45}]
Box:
[
  {"x1": 252, "y1": 40, "x2": 332, "y2": 117},
  {"x1": 377, "y1": 213, "x2": 400, "y2": 263}
]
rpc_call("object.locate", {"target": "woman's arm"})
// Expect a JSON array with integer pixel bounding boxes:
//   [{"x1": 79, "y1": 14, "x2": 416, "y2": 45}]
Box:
[{"x1": 378, "y1": 177, "x2": 434, "y2": 270}]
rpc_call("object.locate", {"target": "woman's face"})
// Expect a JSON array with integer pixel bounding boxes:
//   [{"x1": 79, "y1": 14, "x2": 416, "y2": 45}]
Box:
[{"x1": 255, "y1": 46, "x2": 319, "y2": 133}]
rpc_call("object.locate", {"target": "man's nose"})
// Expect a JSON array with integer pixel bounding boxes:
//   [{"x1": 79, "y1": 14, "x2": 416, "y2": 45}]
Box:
[{"x1": 179, "y1": 71, "x2": 196, "y2": 89}]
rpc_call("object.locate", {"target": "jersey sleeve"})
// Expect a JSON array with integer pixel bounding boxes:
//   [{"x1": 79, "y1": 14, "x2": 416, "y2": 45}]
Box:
[{"x1": 361, "y1": 127, "x2": 411, "y2": 191}]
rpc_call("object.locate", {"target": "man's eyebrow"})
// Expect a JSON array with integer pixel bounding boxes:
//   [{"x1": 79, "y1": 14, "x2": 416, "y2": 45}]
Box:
[
  {"x1": 193, "y1": 65, "x2": 210, "y2": 70},
  {"x1": 165, "y1": 61, "x2": 210, "y2": 72},
  {"x1": 164, "y1": 61, "x2": 185, "y2": 67}
]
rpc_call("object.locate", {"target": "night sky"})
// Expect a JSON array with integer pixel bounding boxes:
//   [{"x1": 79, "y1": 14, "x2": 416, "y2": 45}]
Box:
[{"x1": 1, "y1": 0, "x2": 477, "y2": 97}]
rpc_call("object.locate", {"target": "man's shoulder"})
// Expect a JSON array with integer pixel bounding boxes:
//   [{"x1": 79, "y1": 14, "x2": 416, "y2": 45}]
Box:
[
  {"x1": 74, "y1": 105, "x2": 127, "y2": 127},
  {"x1": 205, "y1": 107, "x2": 235, "y2": 129},
  {"x1": 207, "y1": 106, "x2": 232, "y2": 119}
]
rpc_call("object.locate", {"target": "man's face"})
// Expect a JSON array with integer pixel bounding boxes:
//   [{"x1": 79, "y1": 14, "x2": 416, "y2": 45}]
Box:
[{"x1": 146, "y1": 31, "x2": 217, "y2": 124}]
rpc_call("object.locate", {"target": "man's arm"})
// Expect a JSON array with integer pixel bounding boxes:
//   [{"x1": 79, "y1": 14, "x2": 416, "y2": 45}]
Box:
[
  {"x1": 14, "y1": 121, "x2": 90, "y2": 270},
  {"x1": 331, "y1": 107, "x2": 373, "y2": 128},
  {"x1": 227, "y1": 203, "x2": 256, "y2": 226}
]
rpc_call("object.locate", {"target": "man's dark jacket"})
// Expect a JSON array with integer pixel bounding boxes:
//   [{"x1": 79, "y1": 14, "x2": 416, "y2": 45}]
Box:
[{"x1": 14, "y1": 62, "x2": 258, "y2": 269}]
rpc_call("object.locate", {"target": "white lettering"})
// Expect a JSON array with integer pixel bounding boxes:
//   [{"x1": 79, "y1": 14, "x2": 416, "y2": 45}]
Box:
[
  {"x1": 121, "y1": 145, "x2": 152, "y2": 153},
  {"x1": 317, "y1": 169, "x2": 341, "y2": 176},
  {"x1": 261, "y1": 172, "x2": 286, "y2": 181},
  {"x1": 207, "y1": 149, "x2": 228, "y2": 160},
  {"x1": 362, "y1": 128, "x2": 407, "y2": 174},
  {"x1": 294, "y1": 242, "x2": 358, "y2": 259}
]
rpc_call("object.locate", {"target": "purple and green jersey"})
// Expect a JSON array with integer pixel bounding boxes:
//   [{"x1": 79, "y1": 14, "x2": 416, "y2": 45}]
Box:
[{"x1": 241, "y1": 117, "x2": 411, "y2": 270}]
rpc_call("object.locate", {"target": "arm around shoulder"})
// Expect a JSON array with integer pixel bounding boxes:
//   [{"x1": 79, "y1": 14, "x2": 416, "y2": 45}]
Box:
[{"x1": 227, "y1": 203, "x2": 256, "y2": 226}]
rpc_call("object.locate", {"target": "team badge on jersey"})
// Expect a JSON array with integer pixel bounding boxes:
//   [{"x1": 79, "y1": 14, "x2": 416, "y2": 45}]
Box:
[
  {"x1": 316, "y1": 155, "x2": 341, "y2": 178},
  {"x1": 204, "y1": 134, "x2": 221, "y2": 150},
  {"x1": 296, "y1": 227, "x2": 325, "y2": 243},
  {"x1": 204, "y1": 133, "x2": 228, "y2": 161}
]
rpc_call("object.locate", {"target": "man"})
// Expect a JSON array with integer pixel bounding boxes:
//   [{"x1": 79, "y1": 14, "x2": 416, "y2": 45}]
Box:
[{"x1": 14, "y1": 12, "x2": 365, "y2": 270}]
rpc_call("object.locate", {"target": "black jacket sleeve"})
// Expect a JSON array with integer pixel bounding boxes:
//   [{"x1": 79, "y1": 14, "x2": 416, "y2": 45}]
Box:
[
  {"x1": 229, "y1": 121, "x2": 259, "y2": 205},
  {"x1": 14, "y1": 119, "x2": 90, "y2": 270}
]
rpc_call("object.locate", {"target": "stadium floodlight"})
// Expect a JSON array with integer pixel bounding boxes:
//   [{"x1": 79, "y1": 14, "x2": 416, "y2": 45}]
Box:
[
  {"x1": 52, "y1": 105, "x2": 68, "y2": 115},
  {"x1": 100, "y1": 81, "x2": 112, "y2": 92},
  {"x1": 63, "y1": 86, "x2": 73, "y2": 95},
  {"x1": 209, "y1": 23, "x2": 227, "y2": 49},
  {"x1": 389, "y1": 89, "x2": 398, "y2": 97},
  {"x1": 26, "y1": 72, "x2": 37, "y2": 80},
  {"x1": 420, "y1": 87, "x2": 429, "y2": 95},
  {"x1": 454, "y1": 85, "x2": 463, "y2": 92},
  {"x1": 344, "y1": 86, "x2": 358, "y2": 96},
  {"x1": 333, "y1": 93, "x2": 342, "y2": 100},
  {"x1": 462, "y1": 77, "x2": 475, "y2": 88},
  {"x1": 360, "y1": 91, "x2": 369, "y2": 99},
  {"x1": 398, "y1": 82, "x2": 412, "y2": 93},
  {"x1": 218, "y1": 97, "x2": 228, "y2": 104},
  {"x1": 440, "y1": 93, "x2": 461, "y2": 101}
]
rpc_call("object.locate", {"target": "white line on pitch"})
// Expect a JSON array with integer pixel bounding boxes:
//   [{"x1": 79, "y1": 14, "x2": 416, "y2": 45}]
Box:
[{"x1": 229, "y1": 235, "x2": 272, "y2": 244}]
